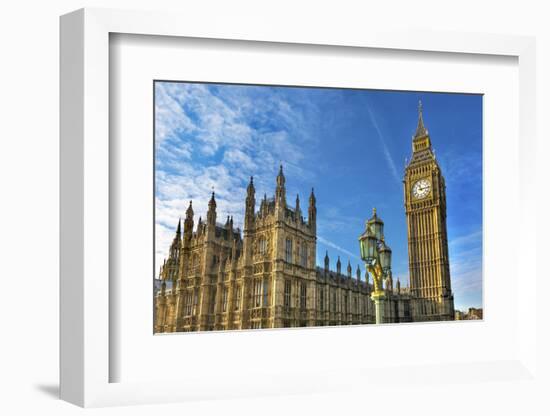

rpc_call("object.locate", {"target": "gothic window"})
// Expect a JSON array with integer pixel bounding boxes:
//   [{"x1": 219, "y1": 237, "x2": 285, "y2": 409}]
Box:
[
  {"x1": 258, "y1": 237, "x2": 267, "y2": 255},
  {"x1": 319, "y1": 288, "x2": 325, "y2": 312},
  {"x1": 284, "y1": 279, "x2": 291, "y2": 310},
  {"x1": 331, "y1": 291, "x2": 336, "y2": 312},
  {"x1": 262, "y1": 278, "x2": 269, "y2": 307},
  {"x1": 185, "y1": 290, "x2": 193, "y2": 316},
  {"x1": 285, "y1": 238, "x2": 293, "y2": 263},
  {"x1": 300, "y1": 282, "x2": 307, "y2": 311},
  {"x1": 192, "y1": 290, "x2": 198, "y2": 315},
  {"x1": 209, "y1": 288, "x2": 217, "y2": 314},
  {"x1": 354, "y1": 297, "x2": 358, "y2": 314},
  {"x1": 300, "y1": 243, "x2": 308, "y2": 267},
  {"x1": 251, "y1": 321, "x2": 261, "y2": 329},
  {"x1": 344, "y1": 293, "x2": 348, "y2": 315},
  {"x1": 253, "y1": 279, "x2": 262, "y2": 308},
  {"x1": 404, "y1": 301, "x2": 410, "y2": 317},
  {"x1": 234, "y1": 285, "x2": 241, "y2": 310},
  {"x1": 222, "y1": 287, "x2": 228, "y2": 312}
]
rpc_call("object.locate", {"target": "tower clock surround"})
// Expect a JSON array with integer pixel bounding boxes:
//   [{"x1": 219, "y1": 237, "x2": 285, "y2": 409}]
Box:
[{"x1": 403, "y1": 101, "x2": 455, "y2": 321}]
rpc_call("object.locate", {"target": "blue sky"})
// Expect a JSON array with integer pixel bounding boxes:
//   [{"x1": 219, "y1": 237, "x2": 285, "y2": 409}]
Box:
[{"x1": 155, "y1": 81, "x2": 483, "y2": 312}]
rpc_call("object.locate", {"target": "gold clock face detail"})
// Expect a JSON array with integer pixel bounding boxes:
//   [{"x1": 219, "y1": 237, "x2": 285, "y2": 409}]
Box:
[{"x1": 412, "y1": 178, "x2": 431, "y2": 199}]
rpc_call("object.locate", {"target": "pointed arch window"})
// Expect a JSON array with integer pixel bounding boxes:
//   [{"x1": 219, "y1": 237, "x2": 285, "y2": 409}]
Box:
[
  {"x1": 222, "y1": 287, "x2": 228, "y2": 312},
  {"x1": 300, "y1": 282, "x2": 307, "y2": 310},
  {"x1": 258, "y1": 237, "x2": 267, "y2": 255},
  {"x1": 253, "y1": 279, "x2": 262, "y2": 308},
  {"x1": 284, "y1": 279, "x2": 291, "y2": 310},
  {"x1": 300, "y1": 242, "x2": 308, "y2": 267},
  {"x1": 234, "y1": 284, "x2": 242, "y2": 311},
  {"x1": 285, "y1": 238, "x2": 293, "y2": 263}
]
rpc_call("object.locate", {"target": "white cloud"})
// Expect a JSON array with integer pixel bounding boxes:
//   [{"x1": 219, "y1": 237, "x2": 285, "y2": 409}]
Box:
[
  {"x1": 155, "y1": 82, "x2": 321, "y2": 270},
  {"x1": 448, "y1": 229, "x2": 483, "y2": 309}
]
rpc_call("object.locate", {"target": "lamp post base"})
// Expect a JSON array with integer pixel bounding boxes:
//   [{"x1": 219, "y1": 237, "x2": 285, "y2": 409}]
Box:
[{"x1": 371, "y1": 290, "x2": 386, "y2": 324}]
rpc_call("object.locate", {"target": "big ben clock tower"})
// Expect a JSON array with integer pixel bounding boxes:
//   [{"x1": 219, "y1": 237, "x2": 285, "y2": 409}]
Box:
[{"x1": 404, "y1": 101, "x2": 454, "y2": 321}]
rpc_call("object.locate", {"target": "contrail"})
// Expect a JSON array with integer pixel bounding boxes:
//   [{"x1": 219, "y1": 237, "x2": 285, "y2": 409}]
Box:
[
  {"x1": 317, "y1": 235, "x2": 361, "y2": 261},
  {"x1": 366, "y1": 104, "x2": 401, "y2": 184}
]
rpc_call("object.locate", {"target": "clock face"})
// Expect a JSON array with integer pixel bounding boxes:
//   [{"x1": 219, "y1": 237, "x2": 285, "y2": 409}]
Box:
[{"x1": 412, "y1": 178, "x2": 431, "y2": 200}]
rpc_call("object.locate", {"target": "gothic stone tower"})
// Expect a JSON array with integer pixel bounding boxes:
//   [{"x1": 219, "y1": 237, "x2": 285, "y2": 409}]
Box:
[
  {"x1": 247, "y1": 165, "x2": 318, "y2": 329},
  {"x1": 404, "y1": 102, "x2": 454, "y2": 321}
]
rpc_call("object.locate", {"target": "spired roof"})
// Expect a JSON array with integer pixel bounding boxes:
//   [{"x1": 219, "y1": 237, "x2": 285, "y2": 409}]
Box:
[
  {"x1": 414, "y1": 100, "x2": 429, "y2": 139},
  {"x1": 367, "y1": 207, "x2": 383, "y2": 224}
]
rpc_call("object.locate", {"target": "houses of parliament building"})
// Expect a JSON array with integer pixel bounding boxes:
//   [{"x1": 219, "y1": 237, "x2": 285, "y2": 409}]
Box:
[{"x1": 154, "y1": 103, "x2": 455, "y2": 333}]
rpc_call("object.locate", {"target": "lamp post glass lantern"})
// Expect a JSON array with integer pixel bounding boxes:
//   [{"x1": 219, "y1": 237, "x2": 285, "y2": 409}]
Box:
[
  {"x1": 358, "y1": 208, "x2": 392, "y2": 324},
  {"x1": 378, "y1": 240, "x2": 392, "y2": 273}
]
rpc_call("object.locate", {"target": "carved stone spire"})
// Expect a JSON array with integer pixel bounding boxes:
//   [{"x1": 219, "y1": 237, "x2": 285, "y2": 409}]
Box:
[
  {"x1": 414, "y1": 100, "x2": 429, "y2": 139},
  {"x1": 175, "y1": 217, "x2": 181, "y2": 236},
  {"x1": 275, "y1": 164, "x2": 286, "y2": 207},
  {"x1": 185, "y1": 200, "x2": 193, "y2": 218},
  {"x1": 183, "y1": 200, "x2": 194, "y2": 243},
  {"x1": 207, "y1": 192, "x2": 217, "y2": 226},
  {"x1": 347, "y1": 260, "x2": 352, "y2": 278},
  {"x1": 245, "y1": 176, "x2": 255, "y2": 231},
  {"x1": 308, "y1": 188, "x2": 316, "y2": 232},
  {"x1": 247, "y1": 176, "x2": 255, "y2": 195},
  {"x1": 197, "y1": 216, "x2": 203, "y2": 235},
  {"x1": 324, "y1": 250, "x2": 330, "y2": 271},
  {"x1": 336, "y1": 256, "x2": 341, "y2": 274}
]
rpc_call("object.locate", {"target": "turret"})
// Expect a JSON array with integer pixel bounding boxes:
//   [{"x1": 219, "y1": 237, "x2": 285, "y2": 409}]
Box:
[
  {"x1": 347, "y1": 260, "x2": 352, "y2": 278},
  {"x1": 166, "y1": 220, "x2": 181, "y2": 282},
  {"x1": 324, "y1": 251, "x2": 330, "y2": 273},
  {"x1": 245, "y1": 176, "x2": 255, "y2": 231},
  {"x1": 259, "y1": 193, "x2": 268, "y2": 216},
  {"x1": 224, "y1": 215, "x2": 234, "y2": 240},
  {"x1": 275, "y1": 165, "x2": 286, "y2": 208},
  {"x1": 169, "y1": 219, "x2": 181, "y2": 259},
  {"x1": 207, "y1": 192, "x2": 217, "y2": 227},
  {"x1": 336, "y1": 256, "x2": 341, "y2": 275},
  {"x1": 197, "y1": 216, "x2": 203, "y2": 236},
  {"x1": 308, "y1": 188, "x2": 316, "y2": 232},
  {"x1": 183, "y1": 200, "x2": 194, "y2": 244},
  {"x1": 356, "y1": 264, "x2": 361, "y2": 280},
  {"x1": 295, "y1": 194, "x2": 301, "y2": 220}
]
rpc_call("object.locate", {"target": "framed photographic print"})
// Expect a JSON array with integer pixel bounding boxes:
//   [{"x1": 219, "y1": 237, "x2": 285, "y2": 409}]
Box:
[
  {"x1": 60, "y1": 7, "x2": 539, "y2": 409},
  {"x1": 152, "y1": 81, "x2": 482, "y2": 334}
]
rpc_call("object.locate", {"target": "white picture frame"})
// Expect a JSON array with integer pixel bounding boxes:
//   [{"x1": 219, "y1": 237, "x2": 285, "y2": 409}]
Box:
[{"x1": 60, "y1": 7, "x2": 539, "y2": 408}]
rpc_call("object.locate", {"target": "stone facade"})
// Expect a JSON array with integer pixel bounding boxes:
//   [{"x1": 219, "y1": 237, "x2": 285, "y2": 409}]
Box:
[{"x1": 154, "y1": 165, "x2": 416, "y2": 333}]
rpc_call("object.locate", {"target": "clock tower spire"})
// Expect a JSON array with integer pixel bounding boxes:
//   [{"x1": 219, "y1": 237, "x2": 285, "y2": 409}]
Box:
[{"x1": 404, "y1": 101, "x2": 454, "y2": 321}]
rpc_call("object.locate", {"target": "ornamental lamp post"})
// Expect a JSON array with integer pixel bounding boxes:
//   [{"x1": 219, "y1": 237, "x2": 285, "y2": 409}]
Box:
[{"x1": 358, "y1": 208, "x2": 392, "y2": 324}]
